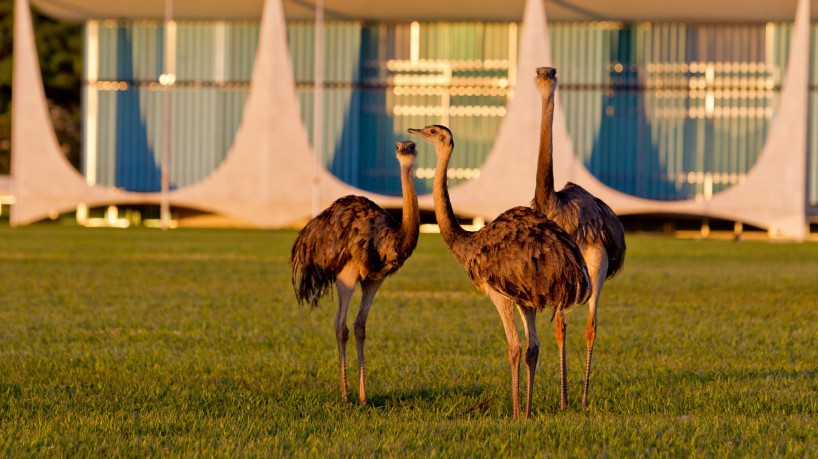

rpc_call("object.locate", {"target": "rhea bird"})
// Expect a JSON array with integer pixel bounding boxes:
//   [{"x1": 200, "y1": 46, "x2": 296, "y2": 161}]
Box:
[
  {"x1": 290, "y1": 141, "x2": 420, "y2": 404},
  {"x1": 533, "y1": 67, "x2": 626, "y2": 408},
  {"x1": 409, "y1": 125, "x2": 590, "y2": 419}
]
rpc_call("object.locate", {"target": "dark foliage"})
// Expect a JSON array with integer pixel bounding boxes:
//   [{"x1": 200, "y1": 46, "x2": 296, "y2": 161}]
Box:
[{"x1": 0, "y1": 0, "x2": 83, "y2": 174}]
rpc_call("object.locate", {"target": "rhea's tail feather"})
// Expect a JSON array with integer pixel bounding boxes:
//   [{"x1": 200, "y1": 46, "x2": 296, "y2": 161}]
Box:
[
  {"x1": 542, "y1": 226, "x2": 592, "y2": 321},
  {"x1": 604, "y1": 231, "x2": 626, "y2": 279},
  {"x1": 548, "y1": 260, "x2": 591, "y2": 321},
  {"x1": 290, "y1": 234, "x2": 336, "y2": 308},
  {"x1": 577, "y1": 264, "x2": 592, "y2": 304},
  {"x1": 600, "y1": 219, "x2": 626, "y2": 279},
  {"x1": 557, "y1": 227, "x2": 593, "y2": 308}
]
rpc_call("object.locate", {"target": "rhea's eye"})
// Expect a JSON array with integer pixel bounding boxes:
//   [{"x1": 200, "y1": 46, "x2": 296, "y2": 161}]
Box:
[{"x1": 430, "y1": 129, "x2": 436, "y2": 134}]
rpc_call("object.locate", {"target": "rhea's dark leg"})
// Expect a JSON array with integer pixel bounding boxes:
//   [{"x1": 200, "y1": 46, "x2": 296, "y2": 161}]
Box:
[{"x1": 555, "y1": 311, "x2": 567, "y2": 410}]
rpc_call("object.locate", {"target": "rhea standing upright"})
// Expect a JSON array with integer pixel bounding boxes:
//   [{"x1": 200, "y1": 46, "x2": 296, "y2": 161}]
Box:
[
  {"x1": 290, "y1": 141, "x2": 420, "y2": 404},
  {"x1": 409, "y1": 125, "x2": 590, "y2": 419},
  {"x1": 532, "y1": 67, "x2": 626, "y2": 408}
]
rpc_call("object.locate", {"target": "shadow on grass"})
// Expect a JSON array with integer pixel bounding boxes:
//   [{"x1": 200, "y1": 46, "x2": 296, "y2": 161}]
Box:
[{"x1": 366, "y1": 383, "x2": 489, "y2": 410}]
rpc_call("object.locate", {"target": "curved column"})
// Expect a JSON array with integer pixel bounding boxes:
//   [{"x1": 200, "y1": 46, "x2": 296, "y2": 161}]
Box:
[
  {"x1": 9, "y1": 0, "x2": 349, "y2": 227},
  {"x1": 10, "y1": 0, "x2": 147, "y2": 226},
  {"x1": 444, "y1": 0, "x2": 548, "y2": 217},
  {"x1": 12, "y1": 0, "x2": 809, "y2": 237},
  {"x1": 10, "y1": 0, "x2": 582, "y2": 228},
  {"x1": 171, "y1": 0, "x2": 407, "y2": 226},
  {"x1": 444, "y1": 0, "x2": 809, "y2": 241},
  {"x1": 547, "y1": 0, "x2": 810, "y2": 240},
  {"x1": 11, "y1": 0, "x2": 402, "y2": 227}
]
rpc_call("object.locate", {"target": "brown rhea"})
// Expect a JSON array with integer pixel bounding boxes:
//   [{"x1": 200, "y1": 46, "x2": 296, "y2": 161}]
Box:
[
  {"x1": 290, "y1": 141, "x2": 420, "y2": 404},
  {"x1": 533, "y1": 67, "x2": 627, "y2": 409},
  {"x1": 409, "y1": 124, "x2": 590, "y2": 419}
]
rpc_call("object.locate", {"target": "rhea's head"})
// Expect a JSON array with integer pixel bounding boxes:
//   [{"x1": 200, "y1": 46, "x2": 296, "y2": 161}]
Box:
[
  {"x1": 407, "y1": 125, "x2": 454, "y2": 153},
  {"x1": 535, "y1": 66, "x2": 558, "y2": 98},
  {"x1": 395, "y1": 140, "x2": 417, "y2": 165}
]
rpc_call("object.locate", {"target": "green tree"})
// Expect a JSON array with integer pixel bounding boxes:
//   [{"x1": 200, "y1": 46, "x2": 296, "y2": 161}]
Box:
[{"x1": 0, "y1": 0, "x2": 83, "y2": 175}]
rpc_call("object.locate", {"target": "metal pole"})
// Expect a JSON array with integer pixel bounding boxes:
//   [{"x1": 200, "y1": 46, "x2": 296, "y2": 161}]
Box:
[
  {"x1": 160, "y1": 0, "x2": 174, "y2": 230},
  {"x1": 312, "y1": 0, "x2": 324, "y2": 217}
]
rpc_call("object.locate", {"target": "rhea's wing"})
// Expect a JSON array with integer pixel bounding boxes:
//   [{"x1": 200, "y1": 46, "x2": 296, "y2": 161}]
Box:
[
  {"x1": 463, "y1": 207, "x2": 590, "y2": 313},
  {"x1": 290, "y1": 195, "x2": 395, "y2": 306},
  {"x1": 554, "y1": 183, "x2": 626, "y2": 278}
]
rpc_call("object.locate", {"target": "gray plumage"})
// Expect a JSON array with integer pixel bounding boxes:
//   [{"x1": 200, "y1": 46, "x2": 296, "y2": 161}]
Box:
[
  {"x1": 410, "y1": 124, "x2": 590, "y2": 419},
  {"x1": 289, "y1": 141, "x2": 420, "y2": 404}
]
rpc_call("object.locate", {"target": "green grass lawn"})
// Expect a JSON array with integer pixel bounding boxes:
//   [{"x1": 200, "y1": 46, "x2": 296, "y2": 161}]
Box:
[{"x1": 1, "y1": 225, "x2": 817, "y2": 456}]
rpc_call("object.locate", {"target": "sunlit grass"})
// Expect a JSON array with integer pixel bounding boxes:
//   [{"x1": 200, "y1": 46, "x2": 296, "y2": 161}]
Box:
[{"x1": 1, "y1": 226, "x2": 816, "y2": 455}]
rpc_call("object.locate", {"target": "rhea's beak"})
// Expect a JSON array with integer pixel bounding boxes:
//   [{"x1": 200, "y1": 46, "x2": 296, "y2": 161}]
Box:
[{"x1": 407, "y1": 128, "x2": 422, "y2": 135}]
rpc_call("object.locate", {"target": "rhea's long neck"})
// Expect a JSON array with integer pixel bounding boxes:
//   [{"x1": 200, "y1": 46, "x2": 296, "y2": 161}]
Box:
[
  {"x1": 432, "y1": 142, "x2": 468, "y2": 250},
  {"x1": 398, "y1": 161, "x2": 420, "y2": 251},
  {"x1": 533, "y1": 92, "x2": 557, "y2": 212}
]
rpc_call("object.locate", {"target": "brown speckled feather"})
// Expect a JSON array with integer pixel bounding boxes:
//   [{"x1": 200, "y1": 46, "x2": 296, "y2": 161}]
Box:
[
  {"x1": 411, "y1": 123, "x2": 594, "y2": 419},
  {"x1": 290, "y1": 141, "x2": 419, "y2": 405},
  {"x1": 534, "y1": 184, "x2": 626, "y2": 278},
  {"x1": 290, "y1": 195, "x2": 418, "y2": 307},
  {"x1": 452, "y1": 206, "x2": 591, "y2": 316}
]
